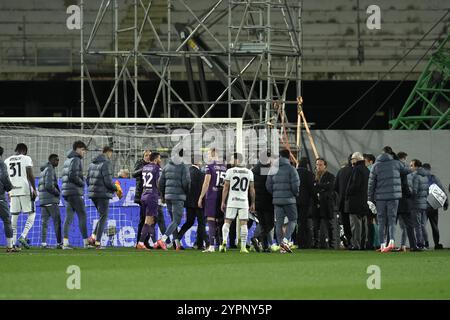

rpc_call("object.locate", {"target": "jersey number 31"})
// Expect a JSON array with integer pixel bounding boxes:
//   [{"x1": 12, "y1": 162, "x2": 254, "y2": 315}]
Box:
[{"x1": 9, "y1": 162, "x2": 22, "y2": 177}]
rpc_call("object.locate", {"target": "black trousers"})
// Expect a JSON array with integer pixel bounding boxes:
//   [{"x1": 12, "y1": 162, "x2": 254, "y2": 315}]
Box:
[
  {"x1": 426, "y1": 207, "x2": 440, "y2": 246},
  {"x1": 177, "y1": 207, "x2": 207, "y2": 247},
  {"x1": 341, "y1": 212, "x2": 352, "y2": 245},
  {"x1": 296, "y1": 204, "x2": 313, "y2": 248},
  {"x1": 313, "y1": 209, "x2": 337, "y2": 249},
  {"x1": 229, "y1": 218, "x2": 237, "y2": 247},
  {"x1": 254, "y1": 207, "x2": 274, "y2": 248}
]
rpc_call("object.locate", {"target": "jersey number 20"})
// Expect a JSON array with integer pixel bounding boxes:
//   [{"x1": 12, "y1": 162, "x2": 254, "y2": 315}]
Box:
[{"x1": 231, "y1": 176, "x2": 248, "y2": 192}]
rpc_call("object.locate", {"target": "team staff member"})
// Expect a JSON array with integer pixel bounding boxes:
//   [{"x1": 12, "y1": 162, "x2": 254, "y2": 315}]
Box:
[
  {"x1": 0, "y1": 146, "x2": 18, "y2": 252},
  {"x1": 155, "y1": 149, "x2": 190, "y2": 250},
  {"x1": 61, "y1": 141, "x2": 89, "y2": 249},
  {"x1": 266, "y1": 149, "x2": 300, "y2": 253},
  {"x1": 176, "y1": 160, "x2": 207, "y2": 250},
  {"x1": 87, "y1": 146, "x2": 122, "y2": 248},
  {"x1": 38, "y1": 154, "x2": 62, "y2": 248},
  {"x1": 251, "y1": 155, "x2": 273, "y2": 252}
]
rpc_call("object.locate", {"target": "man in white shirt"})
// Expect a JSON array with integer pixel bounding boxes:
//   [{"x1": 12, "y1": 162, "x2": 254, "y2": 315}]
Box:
[
  {"x1": 4, "y1": 143, "x2": 37, "y2": 249},
  {"x1": 219, "y1": 153, "x2": 255, "y2": 254}
]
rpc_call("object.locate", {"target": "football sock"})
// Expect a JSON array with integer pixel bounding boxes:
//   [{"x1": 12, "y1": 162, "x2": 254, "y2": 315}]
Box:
[
  {"x1": 240, "y1": 225, "x2": 248, "y2": 249},
  {"x1": 207, "y1": 220, "x2": 216, "y2": 247},
  {"x1": 63, "y1": 238, "x2": 69, "y2": 246},
  {"x1": 222, "y1": 223, "x2": 230, "y2": 245},
  {"x1": 140, "y1": 224, "x2": 150, "y2": 243},
  {"x1": 11, "y1": 214, "x2": 18, "y2": 243},
  {"x1": 161, "y1": 234, "x2": 168, "y2": 243},
  {"x1": 148, "y1": 224, "x2": 155, "y2": 242},
  {"x1": 6, "y1": 238, "x2": 12, "y2": 249},
  {"x1": 83, "y1": 238, "x2": 89, "y2": 246},
  {"x1": 21, "y1": 212, "x2": 36, "y2": 239},
  {"x1": 175, "y1": 239, "x2": 181, "y2": 248}
]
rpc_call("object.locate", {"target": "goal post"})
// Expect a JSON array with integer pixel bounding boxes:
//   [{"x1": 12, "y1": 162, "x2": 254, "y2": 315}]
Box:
[{"x1": 0, "y1": 117, "x2": 246, "y2": 248}]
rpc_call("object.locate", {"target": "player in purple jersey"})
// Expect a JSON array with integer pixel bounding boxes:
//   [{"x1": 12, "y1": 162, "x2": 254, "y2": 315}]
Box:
[
  {"x1": 136, "y1": 152, "x2": 161, "y2": 250},
  {"x1": 197, "y1": 148, "x2": 227, "y2": 252}
]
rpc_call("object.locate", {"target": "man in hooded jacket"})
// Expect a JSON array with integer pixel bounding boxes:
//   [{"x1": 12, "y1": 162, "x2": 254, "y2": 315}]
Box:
[
  {"x1": 368, "y1": 146, "x2": 410, "y2": 252},
  {"x1": 87, "y1": 146, "x2": 120, "y2": 248},
  {"x1": 266, "y1": 149, "x2": 300, "y2": 253},
  {"x1": 62, "y1": 141, "x2": 89, "y2": 249},
  {"x1": 38, "y1": 154, "x2": 62, "y2": 248}
]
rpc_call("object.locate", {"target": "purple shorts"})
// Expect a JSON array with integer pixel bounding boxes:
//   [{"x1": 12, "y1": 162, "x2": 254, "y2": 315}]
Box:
[
  {"x1": 141, "y1": 193, "x2": 158, "y2": 217},
  {"x1": 204, "y1": 192, "x2": 222, "y2": 218}
]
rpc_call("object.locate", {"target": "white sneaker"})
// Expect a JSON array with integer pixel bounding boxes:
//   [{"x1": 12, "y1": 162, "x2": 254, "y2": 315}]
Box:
[
  {"x1": 62, "y1": 245, "x2": 73, "y2": 250},
  {"x1": 202, "y1": 246, "x2": 215, "y2": 253},
  {"x1": 219, "y1": 242, "x2": 227, "y2": 253}
]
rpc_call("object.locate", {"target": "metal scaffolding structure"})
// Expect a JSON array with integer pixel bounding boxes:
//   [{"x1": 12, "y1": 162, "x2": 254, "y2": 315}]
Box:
[
  {"x1": 390, "y1": 32, "x2": 450, "y2": 130},
  {"x1": 79, "y1": 0, "x2": 303, "y2": 129}
]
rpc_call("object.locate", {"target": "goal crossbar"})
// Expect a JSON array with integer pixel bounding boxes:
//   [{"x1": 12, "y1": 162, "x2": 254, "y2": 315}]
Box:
[{"x1": 0, "y1": 117, "x2": 244, "y2": 154}]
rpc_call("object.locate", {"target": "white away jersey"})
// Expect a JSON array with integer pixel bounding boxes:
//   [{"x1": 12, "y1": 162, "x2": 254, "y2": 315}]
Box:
[
  {"x1": 4, "y1": 154, "x2": 33, "y2": 196},
  {"x1": 224, "y1": 166, "x2": 253, "y2": 209}
]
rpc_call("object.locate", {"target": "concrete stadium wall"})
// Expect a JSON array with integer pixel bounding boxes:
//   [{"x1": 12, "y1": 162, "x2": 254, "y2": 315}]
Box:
[{"x1": 308, "y1": 130, "x2": 450, "y2": 247}]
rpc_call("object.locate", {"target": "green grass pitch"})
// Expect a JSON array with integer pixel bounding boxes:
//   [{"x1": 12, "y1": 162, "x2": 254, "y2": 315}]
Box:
[{"x1": 1, "y1": 248, "x2": 449, "y2": 299}]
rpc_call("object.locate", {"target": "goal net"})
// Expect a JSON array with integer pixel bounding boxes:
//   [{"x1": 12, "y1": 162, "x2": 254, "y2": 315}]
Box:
[{"x1": 0, "y1": 117, "x2": 274, "y2": 248}]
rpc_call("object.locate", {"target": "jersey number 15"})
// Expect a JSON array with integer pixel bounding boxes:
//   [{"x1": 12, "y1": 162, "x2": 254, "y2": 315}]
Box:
[{"x1": 215, "y1": 171, "x2": 226, "y2": 187}]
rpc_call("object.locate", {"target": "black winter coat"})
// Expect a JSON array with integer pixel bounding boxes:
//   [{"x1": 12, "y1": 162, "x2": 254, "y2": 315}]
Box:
[
  {"x1": 334, "y1": 165, "x2": 353, "y2": 212},
  {"x1": 186, "y1": 165, "x2": 204, "y2": 208},
  {"x1": 313, "y1": 171, "x2": 336, "y2": 219},
  {"x1": 345, "y1": 160, "x2": 370, "y2": 215},
  {"x1": 252, "y1": 162, "x2": 273, "y2": 210},
  {"x1": 398, "y1": 170, "x2": 412, "y2": 213},
  {"x1": 133, "y1": 158, "x2": 147, "y2": 203},
  {"x1": 296, "y1": 167, "x2": 314, "y2": 209}
]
